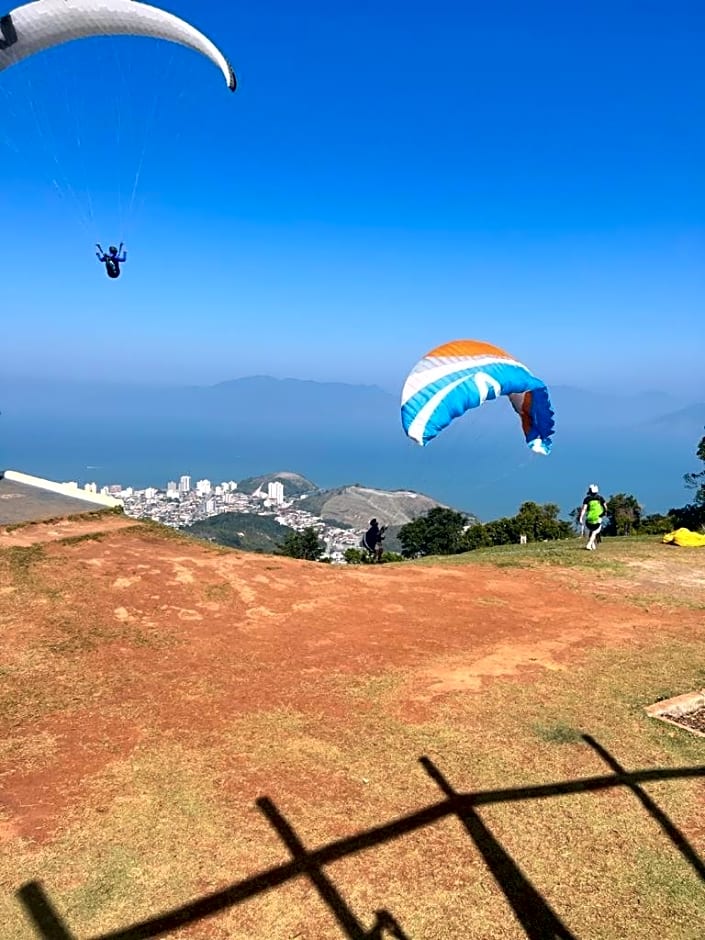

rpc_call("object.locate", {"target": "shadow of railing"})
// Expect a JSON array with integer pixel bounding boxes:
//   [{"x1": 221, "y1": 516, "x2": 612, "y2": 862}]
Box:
[{"x1": 16, "y1": 735, "x2": 705, "y2": 940}]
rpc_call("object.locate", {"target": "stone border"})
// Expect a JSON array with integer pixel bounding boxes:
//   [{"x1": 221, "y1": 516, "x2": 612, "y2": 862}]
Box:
[{"x1": 645, "y1": 689, "x2": 705, "y2": 738}]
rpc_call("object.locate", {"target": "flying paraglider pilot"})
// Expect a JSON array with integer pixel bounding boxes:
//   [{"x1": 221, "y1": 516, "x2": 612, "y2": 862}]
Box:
[
  {"x1": 96, "y1": 243, "x2": 126, "y2": 279},
  {"x1": 0, "y1": 4, "x2": 237, "y2": 261}
]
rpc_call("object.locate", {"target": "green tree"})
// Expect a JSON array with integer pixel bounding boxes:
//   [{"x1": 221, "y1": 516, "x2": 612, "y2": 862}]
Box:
[
  {"x1": 668, "y1": 429, "x2": 705, "y2": 531},
  {"x1": 568, "y1": 506, "x2": 583, "y2": 532},
  {"x1": 398, "y1": 507, "x2": 469, "y2": 558},
  {"x1": 684, "y1": 429, "x2": 705, "y2": 508},
  {"x1": 480, "y1": 516, "x2": 518, "y2": 546},
  {"x1": 343, "y1": 546, "x2": 403, "y2": 565},
  {"x1": 463, "y1": 523, "x2": 493, "y2": 550},
  {"x1": 670, "y1": 503, "x2": 705, "y2": 531},
  {"x1": 345, "y1": 547, "x2": 376, "y2": 564},
  {"x1": 462, "y1": 503, "x2": 572, "y2": 551},
  {"x1": 513, "y1": 501, "x2": 572, "y2": 541},
  {"x1": 278, "y1": 526, "x2": 326, "y2": 561},
  {"x1": 640, "y1": 513, "x2": 675, "y2": 535},
  {"x1": 604, "y1": 493, "x2": 642, "y2": 536}
]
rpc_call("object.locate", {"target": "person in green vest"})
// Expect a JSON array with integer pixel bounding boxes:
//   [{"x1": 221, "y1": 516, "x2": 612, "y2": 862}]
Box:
[{"x1": 579, "y1": 484, "x2": 608, "y2": 551}]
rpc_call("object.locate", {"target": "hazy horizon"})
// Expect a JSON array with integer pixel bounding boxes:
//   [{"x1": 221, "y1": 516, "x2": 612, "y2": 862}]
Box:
[
  {"x1": 3, "y1": 368, "x2": 704, "y2": 402},
  {"x1": 2, "y1": 373, "x2": 702, "y2": 522}
]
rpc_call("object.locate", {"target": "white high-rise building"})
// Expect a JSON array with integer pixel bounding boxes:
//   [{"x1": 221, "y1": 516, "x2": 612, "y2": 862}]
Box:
[
  {"x1": 196, "y1": 479, "x2": 212, "y2": 496},
  {"x1": 267, "y1": 481, "x2": 285, "y2": 505},
  {"x1": 205, "y1": 498, "x2": 216, "y2": 514},
  {"x1": 179, "y1": 475, "x2": 191, "y2": 493},
  {"x1": 145, "y1": 487, "x2": 158, "y2": 500},
  {"x1": 166, "y1": 481, "x2": 179, "y2": 499}
]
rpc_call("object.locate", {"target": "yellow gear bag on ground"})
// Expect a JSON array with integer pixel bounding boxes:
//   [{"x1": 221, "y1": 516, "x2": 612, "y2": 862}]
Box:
[{"x1": 662, "y1": 528, "x2": 705, "y2": 547}]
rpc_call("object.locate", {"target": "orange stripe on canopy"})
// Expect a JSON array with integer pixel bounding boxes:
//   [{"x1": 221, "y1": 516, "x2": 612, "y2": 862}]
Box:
[{"x1": 424, "y1": 339, "x2": 514, "y2": 360}]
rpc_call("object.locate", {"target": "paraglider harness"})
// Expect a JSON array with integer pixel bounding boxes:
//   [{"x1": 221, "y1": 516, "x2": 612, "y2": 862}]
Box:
[
  {"x1": 584, "y1": 496, "x2": 606, "y2": 528},
  {"x1": 105, "y1": 257, "x2": 120, "y2": 279},
  {"x1": 0, "y1": 14, "x2": 18, "y2": 50}
]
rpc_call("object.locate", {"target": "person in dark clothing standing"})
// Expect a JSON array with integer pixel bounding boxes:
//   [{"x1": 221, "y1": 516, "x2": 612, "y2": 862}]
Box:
[{"x1": 363, "y1": 518, "x2": 386, "y2": 563}]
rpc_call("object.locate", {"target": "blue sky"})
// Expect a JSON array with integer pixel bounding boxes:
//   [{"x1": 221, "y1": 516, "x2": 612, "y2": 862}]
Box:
[{"x1": 1, "y1": 0, "x2": 703, "y2": 396}]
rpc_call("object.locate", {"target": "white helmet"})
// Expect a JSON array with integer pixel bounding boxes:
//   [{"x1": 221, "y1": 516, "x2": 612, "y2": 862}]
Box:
[{"x1": 588, "y1": 484, "x2": 598, "y2": 494}]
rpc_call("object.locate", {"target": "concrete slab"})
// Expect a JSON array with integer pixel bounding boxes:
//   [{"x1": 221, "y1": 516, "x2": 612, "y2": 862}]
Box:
[{"x1": 0, "y1": 475, "x2": 109, "y2": 526}]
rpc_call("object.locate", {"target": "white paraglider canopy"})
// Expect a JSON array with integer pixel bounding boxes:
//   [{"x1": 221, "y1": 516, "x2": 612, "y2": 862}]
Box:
[{"x1": 0, "y1": 0, "x2": 236, "y2": 90}]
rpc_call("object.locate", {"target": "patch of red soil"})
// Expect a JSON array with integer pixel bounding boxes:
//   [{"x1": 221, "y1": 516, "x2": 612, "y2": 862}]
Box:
[
  {"x1": 2, "y1": 528, "x2": 703, "y2": 846},
  {"x1": 0, "y1": 514, "x2": 139, "y2": 548}
]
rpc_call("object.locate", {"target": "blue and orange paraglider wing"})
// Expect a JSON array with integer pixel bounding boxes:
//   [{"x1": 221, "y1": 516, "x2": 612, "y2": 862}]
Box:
[{"x1": 400, "y1": 339, "x2": 555, "y2": 454}]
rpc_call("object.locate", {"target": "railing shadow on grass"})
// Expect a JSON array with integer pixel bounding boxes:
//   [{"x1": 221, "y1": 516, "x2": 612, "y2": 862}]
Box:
[{"x1": 16, "y1": 735, "x2": 705, "y2": 940}]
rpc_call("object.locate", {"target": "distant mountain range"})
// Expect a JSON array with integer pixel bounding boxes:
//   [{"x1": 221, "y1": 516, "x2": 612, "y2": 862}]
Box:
[
  {"x1": 2, "y1": 374, "x2": 703, "y2": 520},
  {"x1": 648, "y1": 403, "x2": 705, "y2": 433},
  {"x1": 0, "y1": 375, "x2": 397, "y2": 432},
  {"x1": 2, "y1": 372, "x2": 700, "y2": 433}
]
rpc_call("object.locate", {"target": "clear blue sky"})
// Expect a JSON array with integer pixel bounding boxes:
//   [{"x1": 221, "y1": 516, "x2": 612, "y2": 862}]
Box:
[{"x1": 1, "y1": 0, "x2": 703, "y2": 396}]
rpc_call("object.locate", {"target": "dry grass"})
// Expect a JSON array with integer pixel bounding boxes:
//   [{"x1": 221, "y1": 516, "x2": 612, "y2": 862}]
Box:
[
  {"x1": 1, "y1": 505, "x2": 124, "y2": 533},
  {"x1": 413, "y1": 535, "x2": 705, "y2": 612}
]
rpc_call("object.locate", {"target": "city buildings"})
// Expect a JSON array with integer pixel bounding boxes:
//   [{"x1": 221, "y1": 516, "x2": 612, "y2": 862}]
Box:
[
  {"x1": 87, "y1": 473, "x2": 368, "y2": 563},
  {"x1": 267, "y1": 481, "x2": 285, "y2": 505}
]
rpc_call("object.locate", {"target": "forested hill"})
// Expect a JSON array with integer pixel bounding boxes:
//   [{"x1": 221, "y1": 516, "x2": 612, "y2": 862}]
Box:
[{"x1": 182, "y1": 513, "x2": 295, "y2": 553}]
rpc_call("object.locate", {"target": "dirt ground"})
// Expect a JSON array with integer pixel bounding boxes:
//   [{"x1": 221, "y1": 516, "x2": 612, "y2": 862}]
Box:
[
  {"x1": 0, "y1": 514, "x2": 139, "y2": 549},
  {"x1": 2, "y1": 518, "x2": 705, "y2": 939}
]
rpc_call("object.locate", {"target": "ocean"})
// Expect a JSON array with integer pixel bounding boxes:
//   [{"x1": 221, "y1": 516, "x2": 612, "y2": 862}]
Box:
[{"x1": 2, "y1": 411, "x2": 697, "y2": 522}]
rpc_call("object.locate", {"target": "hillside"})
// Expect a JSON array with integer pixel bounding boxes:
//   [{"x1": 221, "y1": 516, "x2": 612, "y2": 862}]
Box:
[
  {"x1": 1, "y1": 515, "x2": 704, "y2": 939},
  {"x1": 182, "y1": 512, "x2": 294, "y2": 553},
  {"x1": 175, "y1": 478, "x2": 474, "y2": 558},
  {"x1": 236, "y1": 471, "x2": 318, "y2": 498},
  {"x1": 299, "y1": 484, "x2": 456, "y2": 529}
]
